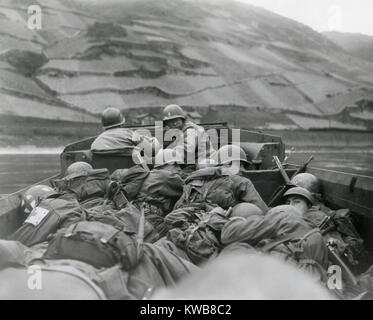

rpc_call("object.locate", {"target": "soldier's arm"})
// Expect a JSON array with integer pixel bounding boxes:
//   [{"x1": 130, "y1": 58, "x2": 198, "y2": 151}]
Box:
[
  {"x1": 221, "y1": 216, "x2": 271, "y2": 245},
  {"x1": 297, "y1": 232, "x2": 329, "y2": 282},
  {"x1": 234, "y1": 177, "x2": 268, "y2": 213}
]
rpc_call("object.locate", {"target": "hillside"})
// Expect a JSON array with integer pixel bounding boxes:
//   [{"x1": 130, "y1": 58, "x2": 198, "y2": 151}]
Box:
[
  {"x1": 1, "y1": 0, "x2": 373, "y2": 135},
  {"x1": 324, "y1": 31, "x2": 373, "y2": 64}
]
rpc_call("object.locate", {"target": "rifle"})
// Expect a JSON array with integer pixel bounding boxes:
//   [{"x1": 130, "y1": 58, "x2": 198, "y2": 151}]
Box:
[
  {"x1": 290, "y1": 155, "x2": 314, "y2": 179},
  {"x1": 274, "y1": 156, "x2": 291, "y2": 184},
  {"x1": 268, "y1": 155, "x2": 314, "y2": 207},
  {"x1": 327, "y1": 240, "x2": 358, "y2": 286},
  {"x1": 137, "y1": 203, "x2": 146, "y2": 257},
  {"x1": 318, "y1": 215, "x2": 331, "y2": 233}
]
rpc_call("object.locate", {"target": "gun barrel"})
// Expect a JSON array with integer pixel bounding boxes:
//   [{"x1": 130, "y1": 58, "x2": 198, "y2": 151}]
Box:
[
  {"x1": 292, "y1": 155, "x2": 314, "y2": 178},
  {"x1": 274, "y1": 156, "x2": 291, "y2": 184},
  {"x1": 137, "y1": 204, "x2": 145, "y2": 251},
  {"x1": 327, "y1": 245, "x2": 358, "y2": 286}
]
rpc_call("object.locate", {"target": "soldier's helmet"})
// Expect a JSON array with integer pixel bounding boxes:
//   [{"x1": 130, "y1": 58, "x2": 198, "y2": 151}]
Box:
[
  {"x1": 217, "y1": 145, "x2": 250, "y2": 165},
  {"x1": 101, "y1": 107, "x2": 125, "y2": 130},
  {"x1": 231, "y1": 203, "x2": 263, "y2": 219},
  {"x1": 290, "y1": 173, "x2": 320, "y2": 194},
  {"x1": 162, "y1": 104, "x2": 186, "y2": 122},
  {"x1": 21, "y1": 185, "x2": 56, "y2": 215},
  {"x1": 65, "y1": 161, "x2": 93, "y2": 177},
  {"x1": 283, "y1": 186, "x2": 315, "y2": 206}
]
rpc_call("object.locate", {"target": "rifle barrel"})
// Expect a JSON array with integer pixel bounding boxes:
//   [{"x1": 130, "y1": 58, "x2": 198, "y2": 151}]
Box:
[
  {"x1": 274, "y1": 156, "x2": 291, "y2": 184},
  {"x1": 327, "y1": 245, "x2": 358, "y2": 285},
  {"x1": 292, "y1": 156, "x2": 314, "y2": 178}
]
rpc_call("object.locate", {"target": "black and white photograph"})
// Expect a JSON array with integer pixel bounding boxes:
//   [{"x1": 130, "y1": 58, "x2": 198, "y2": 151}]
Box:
[{"x1": 0, "y1": 0, "x2": 372, "y2": 302}]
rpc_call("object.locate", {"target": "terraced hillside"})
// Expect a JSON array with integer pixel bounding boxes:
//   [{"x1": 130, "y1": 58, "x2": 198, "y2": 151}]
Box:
[
  {"x1": 1, "y1": 0, "x2": 373, "y2": 132},
  {"x1": 324, "y1": 31, "x2": 373, "y2": 64}
]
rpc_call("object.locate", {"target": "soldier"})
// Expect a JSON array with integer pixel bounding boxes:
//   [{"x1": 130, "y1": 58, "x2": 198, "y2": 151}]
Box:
[
  {"x1": 221, "y1": 205, "x2": 329, "y2": 282},
  {"x1": 162, "y1": 104, "x2": 215, "y2": 172},
  {"x1": 174, "y1": 145, "x2": 268, "y2": 213},
  {"x1": 20, "y1": 184, "x2": 56, "y2": 216},
  {"x1": 289, "y1": 173, "x2": 365, "y2": 262},
  {"x1": 283, "y1": 186, "x2": 364, "y2": 265},
  {"x1": 91, "y1": 107, "x2": 159, "y2": 161},
  {"x1": 9, "y1": 184, "x2": 85, "y2": 247},
  {"x1": 217, "y1": 144, "x2": 252, "y2": 175},
  {"x1": 283, "y1": 187, "x2": 316, "y2": 217},
  {"x1": 161, "y1": 203, "x2": 263, "y2": 265},
  {"x1": 9, "y1": 162, "x2": 111, "y2": 247},
  {"x1": 290, "y1": 173, "x2": 325, "y2": 208},
  {"x1": 291, "y1": 173, "x2": 321, "y2": 194}
]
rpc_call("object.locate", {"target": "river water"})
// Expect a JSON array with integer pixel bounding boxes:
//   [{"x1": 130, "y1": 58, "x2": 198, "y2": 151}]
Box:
[{"x1": 0, "y1": 149, "x2": 373, "y2": 195}]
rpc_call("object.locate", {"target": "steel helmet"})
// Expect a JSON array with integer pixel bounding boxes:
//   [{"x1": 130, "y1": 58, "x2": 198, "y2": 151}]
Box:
[
  {"x1": 284, "y1": 187, "x2": 315, "y2": 206},
  {"x1": 290, "y1": 173, "x2": 320, "y2": 194},
  {"x1": 218, "y1": 145, "x2": 250, "y2": 165},
  {"x1": 21, "y1": 185, "x2": 55, "y2": 215},
  {"x1": 162, "y1": 104, "x2": 186, "y2": 122},
  {"x1": 231, "y1": 203, "x2": 263, "y2": 219},
  {"x1": 65, "y1": 161, "x2": 93, "y2": 177},
  {"x1": 101, "y1": 107, "x2": 125, "y2": 130},
  {"x1": 154, "y1": 148, "x2": 183, "y2": 167}
]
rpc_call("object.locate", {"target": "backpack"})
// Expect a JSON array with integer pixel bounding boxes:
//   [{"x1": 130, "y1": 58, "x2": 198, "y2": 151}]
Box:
[
  {"x1": 52, "y1": 169, "x2": 110, "y2": 202},
  {"x1": 166, "y1": 207, "x2": 227, "y2": 265},
  {"x1": 176, "y1": 175, "x2": 236, "y2": 210},
  {"x1": 259, "y1": 228, "x2": 328, "y2": 281},
  {"x1": 112, "y1": 165, "x2": 149, "y2": 201},
  {"x1": 87, "y1": 203, "x2": 160, "y2": 243},
  {"x1": 44, "y1": 221, "x2": 141, "y2": 270}
]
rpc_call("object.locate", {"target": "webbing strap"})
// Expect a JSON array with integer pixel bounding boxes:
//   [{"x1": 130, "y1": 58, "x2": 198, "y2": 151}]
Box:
[{"x1": 261, "y1": 228, "x2": 320, "y2": 253}]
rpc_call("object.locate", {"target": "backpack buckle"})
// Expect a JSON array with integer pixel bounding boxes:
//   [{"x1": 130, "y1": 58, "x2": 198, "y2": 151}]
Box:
[{"x1": 100, "y1": 238, "x2": 108, "y2": 244}]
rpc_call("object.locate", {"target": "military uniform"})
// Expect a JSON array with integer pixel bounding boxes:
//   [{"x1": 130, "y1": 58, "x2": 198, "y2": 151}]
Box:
[
  {"x1": 170, "y1": 120, "x2": 215, "y2": 168},
  {"x1": 108, "y1": 165, "x2": 184, "y2": 238},
  {"x1": 221, "y1": 208, "x2": 328, "y2": 282},
  {"x1": 174, "y1": 167, "x2": 268, "y2": 213},
  {"x1": 91, "y1": 127, "x2": 144, "y2": 152},
  {"x1": 9, "y1": 193, "x2": 86, "y2": 247},
  {"x1": 304, "y1": 206, "x2": 365, "y2": 265}
]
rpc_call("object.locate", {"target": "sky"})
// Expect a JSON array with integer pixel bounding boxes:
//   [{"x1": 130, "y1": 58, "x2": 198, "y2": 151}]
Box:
[{"x1": 236, "y1": 0, "x2": 373, "y2": 36}]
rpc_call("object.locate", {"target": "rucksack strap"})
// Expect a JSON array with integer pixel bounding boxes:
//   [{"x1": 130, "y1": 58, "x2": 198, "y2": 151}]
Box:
[
  {"x1": 184, "y1": 223, "x2": 220, "y2": 264},
  {"x1": 63, "y1": 222, "x2": 119, "y2": 244},
  {"x1": 299, "y1": 228, "x2": 320, "y2": 243},
  {"x1": 261, "y1": 228, "x2": 320, "y2": 253}
]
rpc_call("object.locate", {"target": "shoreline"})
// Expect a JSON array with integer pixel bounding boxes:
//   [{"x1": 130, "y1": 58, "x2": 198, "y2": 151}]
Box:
[
  {"x1": 1, "y1": 128, "x2": 373, "y2": 151},
  {"x1": 0, "y1": 147, "x2": 63, "y2": 154}
]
